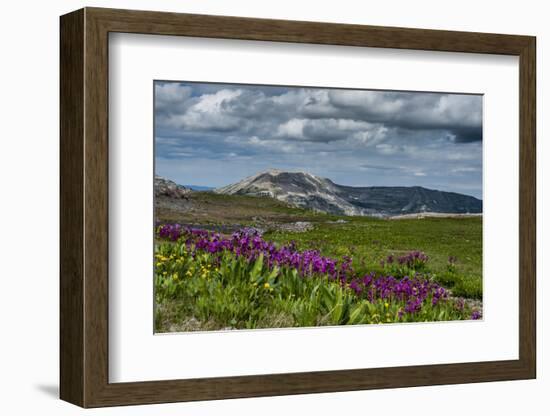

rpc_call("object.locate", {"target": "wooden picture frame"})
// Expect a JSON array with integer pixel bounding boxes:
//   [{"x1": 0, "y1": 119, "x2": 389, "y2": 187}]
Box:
[{"x1": 60, "y1": 7, "x2": 536, "y2": 408}]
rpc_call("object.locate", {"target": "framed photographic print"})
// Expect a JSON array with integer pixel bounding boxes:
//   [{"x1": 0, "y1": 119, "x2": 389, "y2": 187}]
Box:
[{"x1": 60, "y1": 7, "x2": 536, "y2": 408}]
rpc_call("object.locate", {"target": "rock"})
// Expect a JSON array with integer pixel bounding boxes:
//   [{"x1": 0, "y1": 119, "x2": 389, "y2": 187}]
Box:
[
  {"x1": 449, "y1": 295, "x2": 483, "y2": 312},
  {"x1": 155, "y1": 175, "x2": 190, "y2": 199},
  {"x1": 278, "y1": 221, "x2": 314, "y2": 233}
]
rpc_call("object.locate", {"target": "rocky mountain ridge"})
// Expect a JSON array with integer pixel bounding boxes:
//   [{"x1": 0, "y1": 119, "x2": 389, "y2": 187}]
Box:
[{"x1": 214, "y1": 169, "x2": 482, "y2": 217}]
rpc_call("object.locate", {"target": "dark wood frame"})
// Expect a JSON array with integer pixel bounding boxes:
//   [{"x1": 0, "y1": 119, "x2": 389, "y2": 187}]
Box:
[{"x1": 60, "y1": 7, "x2": 536, "y2": 408}]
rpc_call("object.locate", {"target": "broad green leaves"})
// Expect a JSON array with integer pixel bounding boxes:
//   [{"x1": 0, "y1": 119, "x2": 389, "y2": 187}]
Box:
[{"x1": 154, "y1": 237, "x2": 477, "y2": 332}]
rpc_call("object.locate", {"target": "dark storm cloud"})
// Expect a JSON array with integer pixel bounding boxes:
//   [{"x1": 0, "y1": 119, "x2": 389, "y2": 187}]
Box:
[
  {"x1": 306, "y1": 90, "x2": 482, "y2": 137},
  {"x1": 154, "y1": 81, "x2": 483, "y2": 198},
  {"x1": 449, "y1": 125, "x2": 483, "y2": 143}
]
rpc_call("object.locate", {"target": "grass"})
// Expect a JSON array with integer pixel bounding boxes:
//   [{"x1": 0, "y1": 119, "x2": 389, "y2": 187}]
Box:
[
  {"x1": 157, "y1": 191, "x2": 482, "y2": 299},
  {"x1": 266, "y1": 216, "x2": 482, "y2": 299},
  {"x1": 154, "y1": 192, "x2": 482, "y2": 332},
  {"x1": 156, "y1": 191, "x2": 319, "y2": 225},
  {"x1": 154, "y1": 236, "x2": 479, "y2": 332}
]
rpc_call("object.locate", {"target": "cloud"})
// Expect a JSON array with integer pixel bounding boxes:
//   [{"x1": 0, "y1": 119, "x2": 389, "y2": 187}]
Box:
[
  {"x1": 155, "y1": 82, "x2": 193, "y2": 116},
  {"x1": 360, "y1": 163, "x2": 405, "y2": 172},
  {"x1": 275, "y1": 118, "x2": 383, "y2": 143},
  {"x1": 154, "y1": 81, "x2": 483, "y2": 198},
  {"x1": 326, "y1": 90, "x2": 482, "y2": 136},
  {"x1": 447, "y1": 126, "x2": 483, "y2": 143},
  {"x1": 155, "y1": 82, "x2": 482, "y2": 146},
  {"x1": 375, "y1": 143, "x2": 402, "y2": 155}
]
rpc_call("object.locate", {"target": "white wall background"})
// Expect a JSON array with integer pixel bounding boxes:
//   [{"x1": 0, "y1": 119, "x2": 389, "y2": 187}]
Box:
[{"x1": 0, "y1": 0, "x2": 545, "y2": 414}]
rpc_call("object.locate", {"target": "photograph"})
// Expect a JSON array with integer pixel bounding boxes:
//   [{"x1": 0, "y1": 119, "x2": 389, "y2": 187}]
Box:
[
  {"x1": 53, "y1": 5, "x2": 538, "y2": 409},
  {"x1": 153, "y1": 80, "x2": 483, "y2": 333}
]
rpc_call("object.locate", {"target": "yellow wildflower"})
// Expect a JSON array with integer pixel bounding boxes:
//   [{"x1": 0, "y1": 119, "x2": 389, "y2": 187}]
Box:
[{"x1": 264, "y1": 282, "x2": 270, "y2": 289}]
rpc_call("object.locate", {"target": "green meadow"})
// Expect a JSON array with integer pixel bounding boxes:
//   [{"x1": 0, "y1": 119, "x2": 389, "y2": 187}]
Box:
[{"x1": 154, "y1": 192, "x2": 482, "y2": 332}]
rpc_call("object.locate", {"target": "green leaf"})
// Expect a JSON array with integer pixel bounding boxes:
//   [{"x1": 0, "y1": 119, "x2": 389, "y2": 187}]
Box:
[
  {"x1": 330, "y1": 287, "x2": 344, "y2": 324},
  {"x1": 249, "y1": 253, "x2": 265, "y2": 283},
  {"x1": 349, "y1": 302, "x2": 365, "y2": 325},
  {"x1": 266, "y1": 266, "x2": 280, "y2": 282}
]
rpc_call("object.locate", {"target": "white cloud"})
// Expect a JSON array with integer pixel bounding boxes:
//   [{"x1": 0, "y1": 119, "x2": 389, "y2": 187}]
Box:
[{"x1": 276, "y1": 119, "x2": 305, "y2": 139}]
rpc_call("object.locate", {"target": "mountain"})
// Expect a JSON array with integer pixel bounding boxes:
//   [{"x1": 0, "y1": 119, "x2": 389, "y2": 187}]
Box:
[
  {"x1": 214, "y1": 169, "x2": 482, "y2": 217},
  {"x1": 184, "y1": 184, "x2": 215, "y2": 191},
  {"x1": 215, "y1": 169, "x2": 363, "y2": 216}
]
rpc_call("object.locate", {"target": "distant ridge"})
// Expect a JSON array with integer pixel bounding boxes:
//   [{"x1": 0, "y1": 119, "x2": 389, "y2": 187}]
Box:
[
  {"x1": 215, "y1": 169, "x2": 482, "y2": 217},
  {"x1": 184, "y1": 184, "x2": 214, "y2": 191}
]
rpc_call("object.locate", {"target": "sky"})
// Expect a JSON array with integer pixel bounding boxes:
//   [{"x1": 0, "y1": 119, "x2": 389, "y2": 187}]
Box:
[{"x1": 154, "y1": 81, "x2": 483, "y2": 199}]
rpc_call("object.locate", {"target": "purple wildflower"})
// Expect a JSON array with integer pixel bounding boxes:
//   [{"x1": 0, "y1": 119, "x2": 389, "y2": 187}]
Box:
[
  {"x1": 156, "y1": 223, "x2": 452, "y2": 316},
  {"x1": 471, "y1": 310, "x2": 482, "y2": 320}
]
